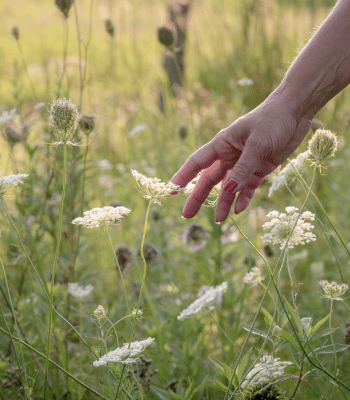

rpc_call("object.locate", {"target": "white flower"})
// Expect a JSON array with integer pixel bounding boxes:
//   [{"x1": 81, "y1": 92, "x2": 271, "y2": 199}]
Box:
[
  {"x1": 93, "y1": 305, "x2": 107, "y2": 318},
  {"x1": 243, "y1": 267, "x2": 263, "y2": 286},
  {"x1": 98, "y1": 159, "x2": 112, "y2": 171},
  {"x1": 261, "y1": 207, "x2": 316, "y2": 249},
  {"x1": 93, "y1": 337, "x2": 155, "y2": 367},
  {"x1": 241, "y1": 355, "x2": 293, "y2": 388},
  {"x1": 268, "y1": 150, "x2": 310, "y2": 197},
  {"x1": 0, "y1": 173, "x2": 28, "y2": 194},
  {"x1": 67, "y1": 283, "x2": 94, "y2": 298},
  {"x1": 0, "y1": 109, "x2": 16, "y2": 125},
  {"x1": 72, "y1": 206, "x2": 130, "y2": 228},
  {"x1": 221, "y1": 224, "x2": 239, "y2": 244},
  {"x1": 131, "y1": 169, "x2": 179, "y2": 204},
  {"x1": 319, "y1": 280, "x2": 348, "y2": 301},
  {"x1": 177, "y1": 282, "x2": 227, "y2": 320},
  {"x1": 237, "y1": 78, "x2": 254, "y2": 87}
]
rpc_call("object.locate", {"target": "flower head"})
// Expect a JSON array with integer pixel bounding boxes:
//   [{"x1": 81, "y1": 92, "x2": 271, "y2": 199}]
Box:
[
  {"x1": 115, "y1": 245, "x2": 133, "y2": 271},
  {"x1": 137, "y1": 242, "x2": 159, "y2": 263},
  {"x1": 93, "y1": 337, "x2": 155, "y2": 367},
  {"x1": 243, "y1": 267, "x2": 263, "y2": 287},
  {"x1": 261, "y1": 207, "x2": 316, "y2": 249},
  {"x1": 0, "y1": 109, "x2": 16, "y2": 125},
  {"x1": 105, "y1": 19, "x2": 115, "y2": 38},
  {"x1": 308, "y1": 129, "x2": 338, "y2": 164},
  {"x1": 157, "y1": 26, "x2": 175, "y2": 48},
  {"x1": 319, "y1": 280, "x2": 348, "y2": 301},
  {"x1": 0, "y1": 174, "x2": 28, "y2": 195},
  {"x1": 241, "y1": 356, "x2": 293, "y2": 388},
  {"x1": 177, "y1": 282, "x2": 227, "y2": 320},
  {"x1": 78, "y1": 114, "x2": 95, "y2": 136},
  {"x1": 67, "y1": 283, "x2": 94, "y2": 299},
  {"x1": 11, "y1": 26, "x2": 19, "y2": 40},
  {"x1": 131, "y1": 170, "x2": 179, "y2": 205},
  {"x1": 55, "y1": 0, "x2": 74, "y2": 18},
  {"x1": 93, "y1": 305, "x2": 107, "y2": 318},
  {"x1": 237, "y1": 78, "x2": 254, "y2": 87},
  {"x1": 49, "y1": 98, "x2": 79, "y2": 143},
  {"x1": 182, "y1": 223, "x2": 207, "y2": 251},
  {"x1": 72, "y1": 206, "x2": 130, "y2": 229}
]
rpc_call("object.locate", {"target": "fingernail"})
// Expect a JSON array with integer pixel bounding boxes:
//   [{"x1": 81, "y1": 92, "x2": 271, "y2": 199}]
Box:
[
  {"x1": 223, "y1": 179, "x2": 238, "y2": 193},
  {"x1": 215, "y1": 220, "x2": 222, "y2": 225}
]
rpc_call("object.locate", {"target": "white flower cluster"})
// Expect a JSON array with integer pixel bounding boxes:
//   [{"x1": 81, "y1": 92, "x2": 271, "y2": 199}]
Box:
[
  {"x1": 72, "y1": 206, "x2": 131, "y2": 228},
  {"x1": 0, "y1": 109, "x2": 16, "y2": 125},
  {"x1": 0, "y1": 173, "x2": 28, "y2": 191},
  {"x1": 237, "y1": 78, "x2": 254, "y2": 87},
  {"x1": 241, "y1": 355, "x2": 293, "y2": 388},
  {"x1": 98, "y1": 159, "x2": 112, "y2": 171},
  {"x1": 319, "y1": 280, "x2": 348, "y2": 301},
  {"x1": 184, "y1": 172, "x2": 221, "y2": 207},
  {"x1": 177, "y1": 282, "x2": 227, "y2": 320},
  {"x1": 93, "y1": 305, "x2": 107, "y2": 318},
  {"x1": 131, "y1": 169, "x2": 179, "y2": 204},
  {"x1": 261, "y1": 207, "x2": 316, "y2": 249},
  {"x1": 268, "y1": 150, "x2": 310, "y2": 197},
  {"x1": 243, "y1": 267, "x2": 263, "y2": 287},
  {"x1": 93, "y1": 337, "x2": 155, "y2": 367},
  {"x1": 67, "y1": 283, "x2": 94, "y2": 298}
]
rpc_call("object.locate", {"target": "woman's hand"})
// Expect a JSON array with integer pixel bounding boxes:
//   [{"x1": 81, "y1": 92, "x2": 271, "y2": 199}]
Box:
[{"x1": 171, "y1": 91, "x2": 312, "y2": 223}]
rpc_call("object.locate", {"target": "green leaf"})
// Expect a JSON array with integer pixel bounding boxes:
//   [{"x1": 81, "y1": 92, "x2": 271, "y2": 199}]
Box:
[
  {"x1": 186, "y1": 376, "x2": 208, "y2": 400},
  {"x1": 241, "y1": 324, "x2": 273, "y2": 342},
  {"x1": 311, "y1": 328, "x2": 337, "y2": 341},
  {"x1": 310, "y1": 344, "x2": 349, "y2": 356},
  {"x1": 279, "y1": 329, "x2": 302, "y2": 352},
  {"x1": 309, "y1": 314, "x2": 330, "y2": 339},
  {"x1": 150, "y1": 386, "x2": 172, "y2": 400},
  {"x1": 214, "y1": 380, "x2": 229, "y2": 393},
  {"x1": 168, "y1": 391, "x2": 183, "y2": 400},
  {"x1": 260, "y1": 307, "x2": 276, "y2": 328},
  {"x1": 300, "y1": 317, "x2": 312, "y2": 337},
  {"x1": 236, "y1": 348, "x2": 254, "y2": 383},
  {"x1": 284, "y1": 299, "x2": 303, "y2": 337}
]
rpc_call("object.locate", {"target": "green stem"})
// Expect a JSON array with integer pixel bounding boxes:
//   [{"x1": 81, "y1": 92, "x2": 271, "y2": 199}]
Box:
[
  {"x1": 329, "y1": 299, "x2": 337, "y2": 376},
  {"x1": 44, "y1": 143, "x2": 67, "y2": 398},
  {"x1": 16, "y1": 39, "x2": 38, "y2": 100}
]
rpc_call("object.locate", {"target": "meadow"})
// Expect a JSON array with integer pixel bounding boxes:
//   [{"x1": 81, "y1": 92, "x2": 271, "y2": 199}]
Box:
[{"x1": 1, "y1": 0, "x2": 350, "y2": 399}]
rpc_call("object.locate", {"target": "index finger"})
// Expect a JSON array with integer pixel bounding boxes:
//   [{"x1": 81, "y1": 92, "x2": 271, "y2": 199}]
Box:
[{"x1": 171, "y1": 141, "x2": 219, "y2": 188}]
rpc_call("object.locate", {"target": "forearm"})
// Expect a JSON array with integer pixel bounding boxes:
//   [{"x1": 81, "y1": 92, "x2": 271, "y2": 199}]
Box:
[{"x1": 276, "y1": 0, "x2": 350, "y2": 120}]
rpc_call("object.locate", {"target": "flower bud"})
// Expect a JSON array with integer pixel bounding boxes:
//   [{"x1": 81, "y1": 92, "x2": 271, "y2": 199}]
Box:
[
  {"x1": 78, "y1": 114, "x2": 95, "y2": 136},
  {"x1": 55, "y1": 0, "x2": 74, "y2": 18},
  {"x1": 105, "y1": 19, "x2": 115, "y2": 38},
  {"x1": 178, "y1": 124, "x2": 188, "y2": 140},
  {"x1": 157, "y1": 26, "x2": 175, "y2": 48},
  {"x1": 11, "y1": 26, "x2": 19, "y2": 40},
  {"x1": 49, "y1": 98, "x2": 79, "y2": 143},
  {"x1": 308, "y1": 128, "x2": 338, "y2": 164}
]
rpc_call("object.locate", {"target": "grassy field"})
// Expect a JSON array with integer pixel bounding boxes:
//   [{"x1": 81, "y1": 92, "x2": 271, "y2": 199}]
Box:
[{"x1": 1, "y1": 0, "x2": 350, "y2": 399}]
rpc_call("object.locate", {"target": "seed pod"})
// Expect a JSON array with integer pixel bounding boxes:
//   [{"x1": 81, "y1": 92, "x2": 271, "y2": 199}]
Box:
[
  {"x1": 115, "y1": 245, "x2": 133, "y2": 271},
  {"x1": 157, "y1": 26, "x2": 175, "y2": 48},
  {"x1": 55, "y1": 0, "x2": 75, "y2": 18},
  {"x1": 178, "y1": 124, "x2": 188, "y2": 140},
  {"x1": 78, "y1": 114, "x2": 95, "y2": 136},
  {"x1": 11, "y1": 26, "x2": 19, "y2": 40},
  {"x1": 105, "y1": 19, "x2": 115, "y2": 38}
]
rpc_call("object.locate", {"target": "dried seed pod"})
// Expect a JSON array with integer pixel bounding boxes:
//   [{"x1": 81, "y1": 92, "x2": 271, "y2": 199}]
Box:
[
  {"x1": 11, "y1": 26, "x2": 19, "y2": 40},
  {"x1": 157, "y1": 26, "x2": 175, "y2": 48},
  {"x1": 55, "y1": 0, "x2": 75, "y2": 18}
]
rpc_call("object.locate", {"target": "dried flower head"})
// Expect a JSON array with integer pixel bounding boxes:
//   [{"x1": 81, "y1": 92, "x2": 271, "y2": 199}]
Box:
[
  {"x1": 67, "y1": 282, "x2": 94, "y2": 299},
  {"x1": 78, "y1": 114, "x2": 95, "y2": 136},
  {"x1": 55, "y1": 0, "x2": 74, "y2": 18},
  {"x1": 72, "y1": 206, "x2": 131, "y2": 229},
  {"x1": 11, "y1": 26, "x2": 19, "y2": 40},
  {"x1": 116, "y1": 245, "x2": 133, "y2": 271},
  {"x1": 241, "y1": 383, "x2": 284, "y2": 400},
  {"x1": 93, "y1": 337, "x2": 155, "y2": 367},
  {"x1": 308, "y1": 129, "x2": 338, "y2": 164},
  {"x1": 182, "y1": 223, "x2": 207, "y2": 251},
  {"x1": 93, "y1": 305, "x2": 107, "y2": 318},
  {"x1": 241, "y1": 356, "x2": 293, "y2": 388},
  {"x1": 138, "y1": 242, "x2": 159, "y2": 263},
  {"x1": 131, "y1": 169, "x2": 179, "y2": 205},
  {"x1": 177, "y1": 282, "x2": 227, "y2": 320},
  {"x1": 157, "y1": 26, "x2": 175, "y2": 48},
  {"x1": 243, "y1": 267, "x2": 263, "y2": 287},
  {"x1": 0, "y1": 174, "x2": 28, "y2": 195},
  {"x1": 319, "y1": 280, "x2": 348, "y2": 301},
  {"x1": 261, "y1": 207, "x2": 316, "y2": 249},
  {"x1": 49, "y1": 98, "x2": 79, "y2": 143},
  {"x1": 105, "y1": 19, "x2": 115, "y2": 38}
]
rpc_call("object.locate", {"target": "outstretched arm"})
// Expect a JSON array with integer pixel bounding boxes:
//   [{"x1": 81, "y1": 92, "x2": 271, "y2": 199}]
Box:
[{"x1": 171, "y1": 0, "x2": 350, "y2": 223}]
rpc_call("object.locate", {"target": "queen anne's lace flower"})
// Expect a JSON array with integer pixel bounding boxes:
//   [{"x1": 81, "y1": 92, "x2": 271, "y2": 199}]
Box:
[
  {"x1": 319, "y1": 280, "x2": 348, "y2": 301},
  {"x1": 268, "y1": 151, "x2": 310, "y2": 197},
  {"x1": 0, "y1": 173, "x2": 28, "y2": 195},
  {"x1": 67, "y1": 283, "x2": 94, "y2": 298},
  {"x1": 261, "y1": 207, "x2": 316, "y2": 249},
  {"x1": 184, "y1": 172, "x2": 221, "y2": 207},
  {"x1": 131, "y1": 170, "x2": 179, "y2": 205},
  {"x1": 72, "y1": 206, "x2": 130, "y2": 228},
  {"x1": 243, "y1": 267, "x2": 263, "y2": 286},
  {"x1": 241, "y1": 356, "x2": 293, "y2": 388},
  {"x1": 93, "y1": 337, "x2": 155, "y2": 367},
  {"x1": 177, "y1": 282, "x2": 227, "y2": 320}
]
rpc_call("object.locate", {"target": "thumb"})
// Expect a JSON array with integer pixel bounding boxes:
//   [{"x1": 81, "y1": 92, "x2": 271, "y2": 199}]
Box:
[{"x1": 222, "y1": 144, "x2": 262, "y2": 194}]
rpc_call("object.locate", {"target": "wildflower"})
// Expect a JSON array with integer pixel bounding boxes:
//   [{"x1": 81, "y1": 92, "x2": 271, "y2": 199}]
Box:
[
  {"x1": 131, "y1": 169, "x2": 179, "y2": 205},
  {"x1": 221, "y1": 224, "x2": 239, "y2": 244},
  {"x1": 157, "y1": 26, "x2": 175, "y2": 48},
  {"x1": 93, "y1": 305, "x2": 107, "y2": 318},
  {"x1": 55, "y1": 0, "x2": 74, "y2": 18},
  {"x1": 115, "y1": 245, "x2": 133, "y2": 271},
  {"x1": 67, "y1": 282, "x2": 94, "y2": 299},
  {"x1": 308, "y1": 128, "x2": 338, "y2": 164},
  {"x1": 241, "y1": 383, "x2": 284, "y2": 400},
  {"x1": 0, "y1": 174, "x2": 28, "y2": 195},
  {"x1": 263, "y1": 244, "x2": 274, "y2": 258},
  {"x1": 237, "y1": 78, "x2": 254, "y2": 87},
  {"x1": 98, "y1": 159, "x2": 112, "y2": 171},
  {"x1": 49, "y1": 98, "x2": 79, "y2": 144},
  {"x1": 0, "y1": 109, "x2": 16, "y2": 125},
  {"x1": 268, "y1": 150, "x2": 310, "y2": 197},
  {"x1": 184, "y1": 172, "x2": 221, "y2": 206},
  {"x1": 177, "y1": 282, "x2": 227, "y2": 320},
  {"x1": 11, "y1": 26, "x2": 19, "y2": 40},
  {"x1": 105, "y1": 19, "x2": 115, "y2": 38},
  {"x1": 261, "y1": 207, "x2": 316, "y2": 249},
  {"x1": 243, "y1": 267, "x2": 263, "y2": 287},
  {"x1": 93, "y1": 337, "x2": 155, "y2": 367},
  {"x1": 72, "y1": 206, "x2": 131, "y2": 229},
  {"x1": 137, "y1": 242, "x2": 159, "y2": 263},
  {"x1": 241, "y1": 356, "x2": 293, "y2": 388},
  {"x1": 319, "y1": 280, "x2": 348, "y2": 301},
  {"x1": 78, "y1": 114, "x2": 95, "y2": 136},
  {"x1": 132, "y1": 308, "x2": 143, "y2": 320},
  {"x1": 182, "y1": 223, "x2": 207, "y2": 251}
]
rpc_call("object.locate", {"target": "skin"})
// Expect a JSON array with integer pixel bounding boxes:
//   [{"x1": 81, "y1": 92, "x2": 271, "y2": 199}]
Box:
[{"x1": 171, "y1": 0, "x2": 350, "y2": 223}]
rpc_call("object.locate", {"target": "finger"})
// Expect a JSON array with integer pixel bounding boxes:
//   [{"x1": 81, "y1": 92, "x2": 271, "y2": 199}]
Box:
[
  {"x1": 171, "y1": 141, "x2": 219, "y2": 189},
  {"x1": 234, "y1": 174, "x2": 265, "y2": 215},
  {"x1": 182, "y1": 160, "x2": 230, "y2": 218}
]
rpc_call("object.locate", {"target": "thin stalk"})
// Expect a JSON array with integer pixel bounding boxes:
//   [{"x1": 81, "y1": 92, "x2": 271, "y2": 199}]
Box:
[
  {"x1": 15, "y1": 39, "x2": 38, "y2": 100},
  {"x1": 56, "y1": 17, "x2": 69, "y2": 98},
  {"x1": 44, "y1": 143, "x2": 68, "y2": 398},
  {"x1": 73, "y1": 2, "x2": 84, "y2": 111},
  {"x1": 329, "y1": 299, "x2": 337, "y2": 376}
]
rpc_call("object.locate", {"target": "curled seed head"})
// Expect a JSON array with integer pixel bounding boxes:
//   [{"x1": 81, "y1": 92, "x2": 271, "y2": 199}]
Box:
[
  {"x1": 115, "y1": 245, "x2": 133, "y2": 271},
  {"x1": 49, "y1": 98, "x2": 79, "y2": 142},
  {"x1": 157, "y1": 26, "x2": 175, "y2": 48},
  {"x1": 105, "y1": 19, "x2": 115, "y2": 38},
  {"x1": 11, "y1": 26, "x2": 19, "y2": 40},
  {"x1": 308, "y1": 128, "x2": 338, "y2": 164},
  {"x1": 78, "y1": 114, "x2": 95, "y2": 136},
  {"x1": 55, "y1": 0, "x2": 75, "y2": 18},
  {"x1": 138, "y1": 242, "x2": 159, "y2": 263}
]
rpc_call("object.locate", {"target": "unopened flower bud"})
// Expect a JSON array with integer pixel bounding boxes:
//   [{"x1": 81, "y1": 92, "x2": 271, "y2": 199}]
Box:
[
  {"x1": 55, "y1": 0, "x2": 74, "y2": 18},
  {"x1": 11, "y1": 26, "x2": 19, "y2": 40},
  {"x1": 78, "y1": 114, "x2": 95, "y2": 136},
  {"x1": 178, "y1": 124, "x2": 188, "y2": 140},
  {"x1": 308, "y1": 129, "x2": 338, "y2": 164},
  {"x1": 157, "y1": 26, "x2": 175, "y2": 48},
  {"x1": 105, "y1": 19, "x2": 115, "y2": 38},
  {"x1": 49, "y1": 98, "x2": 79, "y2": 143}
]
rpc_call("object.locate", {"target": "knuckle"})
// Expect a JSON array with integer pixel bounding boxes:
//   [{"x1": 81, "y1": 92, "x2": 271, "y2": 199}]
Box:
[{"x1": 233, "y1": 162, "x2": 251, "y2": 179}]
